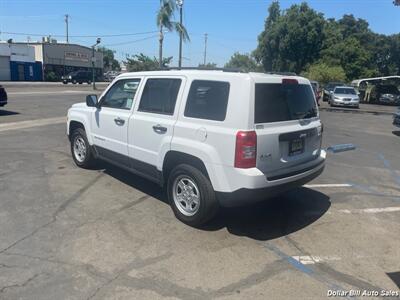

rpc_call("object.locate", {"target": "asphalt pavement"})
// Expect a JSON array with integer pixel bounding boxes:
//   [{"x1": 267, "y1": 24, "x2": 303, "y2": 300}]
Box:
[{"x1": 0, "y1": 84, "x2": 399, "y2": 300}]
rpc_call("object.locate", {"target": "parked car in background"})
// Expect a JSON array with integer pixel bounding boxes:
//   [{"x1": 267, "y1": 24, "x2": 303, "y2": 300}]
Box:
[
  {"x1": 62, "y1": 71, "x2": 92, "y2": 84},
  {"x1": 370, "y1": 84, "x2": 400, "y2": 105},
  {"x1": 393, "y1": 108, "x2": 400, "y2": 128},
  {"x1": 323, "y1": 82, "x2": 345, "y2": 101},
  {"x1": 328, "y1": 86, "x2": 359, "y2": 108},
  {"x1": 310, "y1": 81, "x2": 321, "y2": 105},
  {"x1": 67, "y1": 70, "x2": 325, "y2": 226},
  {"x1": 0, "y1": 85, "x2": 7, "y2": 108}
]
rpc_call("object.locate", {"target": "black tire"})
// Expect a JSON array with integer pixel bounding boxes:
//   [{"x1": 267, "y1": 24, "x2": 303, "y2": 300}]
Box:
[
  {"x1": 87, "y1": 80, "x2": 92, "y2": 84},
  {"x1": 79, "y1": 81, "x2": 83, "y2": 84},
  {"x1": 62, "y1": 81, "x2": 68, "y2": 85},
  {"x1": 167, "y1": 164, "x2": 219, "y2": 227},
  {"x1": 70, "y1": 128, "x2": 96, "y2": 168},
  {"x1": 72, "y1": 79, "x2": 77, "y2": 84}
]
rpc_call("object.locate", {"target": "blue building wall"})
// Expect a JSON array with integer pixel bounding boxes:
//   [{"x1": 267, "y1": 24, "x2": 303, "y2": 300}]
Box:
[{"x1": 10, "y1": 61, "x2": 43, "y2": 81}]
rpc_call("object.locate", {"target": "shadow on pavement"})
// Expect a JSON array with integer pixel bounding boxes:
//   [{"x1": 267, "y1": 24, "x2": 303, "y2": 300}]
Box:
[
  {"x1": 392, "y1": 131, "x2": 400, "y2": 137},
  {"x1": 99, "y1": 161, "x2": 168, "y2": 204},
  {"x1": 202, "y1": 188, "x2": 331, "y2": 241},
  {"x1": 96, "y1": 161, "x2": 330, "y2": 241},
  {"x1": 387, "y1": 272, "x2": 400, "y2": 289},
  {"x1": 0, "y1": 110, "x2": 19, "y2": 116}
]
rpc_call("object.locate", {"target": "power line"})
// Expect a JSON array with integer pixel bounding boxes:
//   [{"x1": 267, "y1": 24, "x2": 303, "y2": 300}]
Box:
[
  {"x1": 102, "y1": 35, "x2": 159, "y2": 47},
  {"x1": 0, "y1": 30, "x2": 159, "y2": 38}
]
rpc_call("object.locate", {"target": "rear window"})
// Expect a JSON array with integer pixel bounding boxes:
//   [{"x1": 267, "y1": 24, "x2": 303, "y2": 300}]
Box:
[
  {"x1": 334, "y1": 88, "x2": 356, "y2": 95},
  {"x1": 184, "y1": 80, "x2": 230, "y2": 121},
  {"x1": 255, "y1": 83, "x2": 317, "y2": 123}
]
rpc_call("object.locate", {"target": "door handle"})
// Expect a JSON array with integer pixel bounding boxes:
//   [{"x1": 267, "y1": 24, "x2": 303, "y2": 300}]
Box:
[
  {"x1": 152, "y1": 124, "x2": 167, "y2": 134},
  {"x1": 114, "y1": 117, "x2": 125, "y2": 126}
]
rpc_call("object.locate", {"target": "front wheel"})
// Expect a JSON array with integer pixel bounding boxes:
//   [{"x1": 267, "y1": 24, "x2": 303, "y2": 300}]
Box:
[
  {"x1": 70, "y1": 128, "x2": 96, "y2": 168},
  {"x1": 167, "y1": 164, "x2": 219, "y2": 227}
]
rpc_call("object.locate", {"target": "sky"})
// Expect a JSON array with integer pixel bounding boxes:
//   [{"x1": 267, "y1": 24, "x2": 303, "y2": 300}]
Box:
[{"x1": 0, "y1": 0, "x2": 399, "y2": 67}]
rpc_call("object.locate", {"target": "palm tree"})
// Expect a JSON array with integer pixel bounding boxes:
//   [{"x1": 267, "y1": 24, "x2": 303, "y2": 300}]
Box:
[{"x1": 157, "y1": 0, "x2": 190, "y2": 68}]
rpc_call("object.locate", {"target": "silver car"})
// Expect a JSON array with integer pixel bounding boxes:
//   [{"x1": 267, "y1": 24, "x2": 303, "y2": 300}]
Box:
[{"x1": 329, "y1": 86, "x2": 360, "y2": 108}]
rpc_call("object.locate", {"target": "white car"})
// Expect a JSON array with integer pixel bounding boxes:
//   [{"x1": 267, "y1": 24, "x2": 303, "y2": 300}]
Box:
[
  {"x1": 329, "y1": 86, "x2": 360, "y2": 108},
  {"x1": 67, "y1": 69, "x2": 326, "y2": 226}
]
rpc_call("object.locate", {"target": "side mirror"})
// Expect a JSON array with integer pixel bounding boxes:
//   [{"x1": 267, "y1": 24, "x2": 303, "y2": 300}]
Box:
[{"x1": 86, "y1": 94, "x2": 98, "y2": 107}]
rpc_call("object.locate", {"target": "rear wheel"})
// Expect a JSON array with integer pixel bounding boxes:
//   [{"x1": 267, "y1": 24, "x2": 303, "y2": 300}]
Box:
[
  {"x1": 70, "y1": 128, "x2": 96, "y2": 168},
  {"x1": 72, "y1": 79, "x2": 77, "y2": 84},
  {"x1": 167, "y1": 164, "x2": 219, "y2": 227}
]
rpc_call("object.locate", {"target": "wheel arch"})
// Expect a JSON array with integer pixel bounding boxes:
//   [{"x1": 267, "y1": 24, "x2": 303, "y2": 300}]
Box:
[
  {"x1": 67, "y1": 114, "x2": 92, "y2": 144},
  {"x1": 162, "y1": 151, "x2": 210, "y2": 184}
]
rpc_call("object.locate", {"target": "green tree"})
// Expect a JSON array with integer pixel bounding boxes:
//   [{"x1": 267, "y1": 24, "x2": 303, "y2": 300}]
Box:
[
  {"x1": 255, "y1": 2, "x2": 325, "y2": 74},
  {"x1": 321, "y1": 37, "x2": 375, "y2": 80},
  {"x1": 301, "y1": 63, "x2": 346, "y2": 84},
  {"x1": 157, "y1": 0, "x2": 190, "y2": 68},
  {"x1": 99, "y1": 47, "x2": 121, "y2": 71},
  {"x1": 125, "y1": 53, "x2": 172, "y2": 72},
  {"x1": 224, "y1": 52, "x2": 263, "y2": 72}
]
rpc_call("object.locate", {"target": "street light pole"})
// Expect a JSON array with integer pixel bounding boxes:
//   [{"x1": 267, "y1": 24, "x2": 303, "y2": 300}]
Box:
[
  {"x1": 176, "y1": 0, "x2": 184, "y2": 68},
  {"x1": 92, "y1": 38, "x2": 101, "y2": 90}
]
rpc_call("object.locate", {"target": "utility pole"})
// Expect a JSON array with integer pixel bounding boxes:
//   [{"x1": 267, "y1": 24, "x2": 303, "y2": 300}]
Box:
[
  {"x1": 203, "y1": 33, "x2": 208, "y2": 66},
  {"x1": 176, "y1": 0, "x2": 184, "y2": 68},
  {"x1": 65, "y1": 14, "x2": 69, "y2": 43},
  {"x1": 92, "y1": 38, "x2": 101, "y2": 90}
]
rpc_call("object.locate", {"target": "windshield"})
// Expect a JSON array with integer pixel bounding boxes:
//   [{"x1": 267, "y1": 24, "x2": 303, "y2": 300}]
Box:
[
  {"x1": 334, "y1": 88, "x2": 356, "y2": 95},
  {"x1": 255, "y1": 83, "x2": 317, "y2": 123}
]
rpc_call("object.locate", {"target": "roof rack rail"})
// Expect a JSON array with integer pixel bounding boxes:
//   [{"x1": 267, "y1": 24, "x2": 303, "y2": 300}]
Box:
[
  {"x1": 159, "y1": 67, "x2": 247, "y2": 73},
  {"x1": 266, "y1": 71, "x2": 297, "y2": 76}
]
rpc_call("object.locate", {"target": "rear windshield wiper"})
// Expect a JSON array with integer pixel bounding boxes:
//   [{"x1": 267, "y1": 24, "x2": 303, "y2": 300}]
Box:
[{"x1": 293, "y1": 108, "x2": 317, "y2": 119}]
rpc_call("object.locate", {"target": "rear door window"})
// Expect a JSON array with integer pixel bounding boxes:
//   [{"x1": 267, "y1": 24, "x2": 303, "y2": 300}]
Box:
[
  {"x1": 184, "y1": 80, "x2": 230, "y2": 121},
  {"x1": 255, "y1": 83, "x2": 317, "y2": 123},
  {"x1": 138, "y1": 78, "x2": 182, "y2": 115}
]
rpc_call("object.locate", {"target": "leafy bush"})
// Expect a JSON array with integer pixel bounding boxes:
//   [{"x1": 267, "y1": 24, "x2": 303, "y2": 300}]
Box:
[{"x1": 45, "y1": 71, "x2": 58, "y2": 82}]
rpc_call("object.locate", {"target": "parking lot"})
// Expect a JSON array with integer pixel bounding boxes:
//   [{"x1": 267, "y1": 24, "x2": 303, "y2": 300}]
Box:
[{"x1": 0, "y1": 83, "x2": 399, "y2": 299}]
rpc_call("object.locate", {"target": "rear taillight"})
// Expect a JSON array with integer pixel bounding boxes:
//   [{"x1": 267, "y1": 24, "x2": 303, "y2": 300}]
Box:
[{"x1": 235, "y1": 131, "x2": 257, "y2": 169}]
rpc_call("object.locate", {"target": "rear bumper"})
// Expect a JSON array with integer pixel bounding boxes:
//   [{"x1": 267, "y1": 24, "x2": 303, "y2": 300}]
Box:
[
  {"x1": 216, "y1": 164, "x2": 324, "y2": 207},
  {"x1": 215, "y1": 150, "x2": 326, "y2": 207}
]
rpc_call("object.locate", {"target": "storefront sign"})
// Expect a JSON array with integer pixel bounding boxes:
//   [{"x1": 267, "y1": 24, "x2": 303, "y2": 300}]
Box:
[{"x1": 64, "y1": 52, "x2": 89, "y2": 62}]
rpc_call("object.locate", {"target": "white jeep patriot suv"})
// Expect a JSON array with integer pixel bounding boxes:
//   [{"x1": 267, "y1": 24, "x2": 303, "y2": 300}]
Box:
[{"x1": 67, "y1": 69, "x2": 326, "y2": 226}]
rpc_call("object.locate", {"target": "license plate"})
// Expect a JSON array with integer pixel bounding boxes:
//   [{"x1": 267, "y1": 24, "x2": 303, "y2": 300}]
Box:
[{"x1": 289, "y1": 138, "x2": 305, "y2": 156}]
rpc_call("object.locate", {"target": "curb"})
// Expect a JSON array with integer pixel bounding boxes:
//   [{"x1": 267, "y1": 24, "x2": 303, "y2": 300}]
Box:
[{"x1": 319, "y1": 107, "x2": 395, "y2": 116}]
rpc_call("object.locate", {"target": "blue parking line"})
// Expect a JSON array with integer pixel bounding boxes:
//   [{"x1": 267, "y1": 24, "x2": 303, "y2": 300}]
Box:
[
  {"x1": 263, "y1": 243, "x2": 354, "y2": 300},
  {"x1": 378, "y1": 153, "x2": 400, "y2": 187}
]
